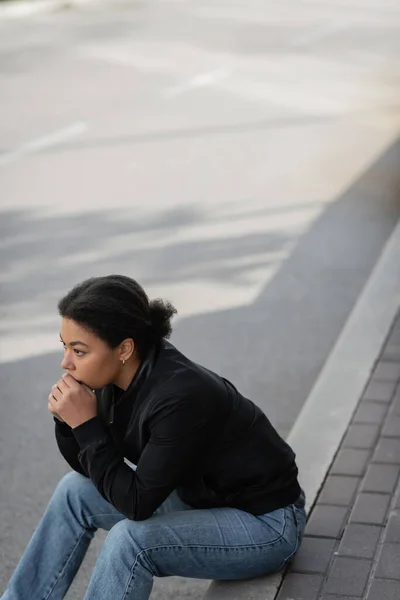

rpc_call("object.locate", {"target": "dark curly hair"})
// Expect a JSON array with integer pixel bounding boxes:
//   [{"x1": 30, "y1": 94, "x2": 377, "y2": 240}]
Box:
[{"x1": 58, "y1": 275, "x2": 177, "y2": 358}]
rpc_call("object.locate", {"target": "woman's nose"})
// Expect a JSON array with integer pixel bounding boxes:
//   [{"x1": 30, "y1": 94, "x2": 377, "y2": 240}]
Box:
[{"x1": 61, "y1": 352, "x2": 74, "y2": 371}]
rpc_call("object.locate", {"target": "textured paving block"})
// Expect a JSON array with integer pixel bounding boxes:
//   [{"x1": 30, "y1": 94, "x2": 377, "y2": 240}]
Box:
[
  {"x1": 382, "y1": 344, "x2": 400, "y2": 362},
  {"x1": 338, "y1": 523, "x2": 382, "y2": 559},
  {"x1": 276, "y1": 573, "x2": 323, "y2": 600},
  {"x1": 350, "y1": 493, "x2": 391, "y2": 525},
  {"x1": 364, "y1": 380, "x2": 398, "y2": 401},
  {"x1": 319, "y1": 476, "x2": 360, "y2": 506},
  {"x1": 306, "y1": 505, "x2": 348, "y2": 538},
  {"x1": 382, "y1": 415, "x2": 400, "y2": 438},
  {"x1": 372, "y1": 363, "x2": 400, "y2": 382},
  {"x1": 362, "y1": 464, "x2": 399, "y2": 493},
  {"x1": 338, "y1": 523, "x2": 383, "y2": 558},
  {"x1": 384, "y1": 512, "x2": 400, "y2": 543},
  {"x1": 367, "y1": 579, "x2": 400, "y2": 600},
  {"x1": 353, "y1": 401, "x2": 387, "y2": 424},
  {"x1": 290, "y1": 537, "x2": 336, "y2": 573},
  {"x1": 342, "y1": 424, "x2": 380, "y2": 449},
  {"x1": 331, "y1": 449, "x2": 370, "y2": 476},
  {"x1": 324, "y1": 557, "x2": 371, "y2": 596},
  {"x1": 375, "y1": 543, "x2": 400, "y2": 579},
  {"x1": 373, "y1": 438, "x2": 400, "y2": 464}
]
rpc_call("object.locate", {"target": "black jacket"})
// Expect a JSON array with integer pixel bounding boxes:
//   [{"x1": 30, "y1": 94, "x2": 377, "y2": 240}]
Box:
[{"x1": 55, "y1": 341, "x2": 301, "y2": 521}]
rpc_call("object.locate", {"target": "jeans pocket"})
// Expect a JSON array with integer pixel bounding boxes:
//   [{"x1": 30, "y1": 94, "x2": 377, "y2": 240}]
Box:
[
  {"x1": 272, "y1": 505, "x2": 302, "y2": 572},
  {"x1": 292, "y1": 505, "x2": 307, "y2": 548}
]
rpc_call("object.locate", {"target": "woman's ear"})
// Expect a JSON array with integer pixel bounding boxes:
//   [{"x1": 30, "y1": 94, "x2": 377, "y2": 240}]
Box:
[{"x1": 119, "y1": 338, "x2": 135, "y2": 362}]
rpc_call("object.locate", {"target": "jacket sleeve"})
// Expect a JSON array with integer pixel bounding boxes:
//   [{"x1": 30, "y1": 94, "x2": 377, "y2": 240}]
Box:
[
  {"x1": 54, "y1": 418, "x2": 88, "y2": 477},
  {"x1": 72, "y1": 396, "x2": 218, "y2": 520}
]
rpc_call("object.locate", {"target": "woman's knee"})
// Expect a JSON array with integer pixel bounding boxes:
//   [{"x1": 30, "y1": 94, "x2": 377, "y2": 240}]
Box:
[
  {"x1": 93, "y1": 520, "x2": 157, "y2": 582},
  {"x1": 100, "y1": 520, "x2": 140, "y2": 564},
  {"x1": 53, "y1": 471, "x2": 90, "y2": 498},
  {"x1": 51, "y1": 471, "x2": 94, "y2": 515},
  {"x1": 103, "y1": 520, "x2": 153, "y2": 558},
  {"x1": 50, "y1": 472, "x2": 126, "y2": 533}
]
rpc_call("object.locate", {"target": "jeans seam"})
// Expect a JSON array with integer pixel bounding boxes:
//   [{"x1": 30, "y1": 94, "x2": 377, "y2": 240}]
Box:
[
  {"x1": 293, "y1": 506, "x2": 307, "y2": 545},
  {"x1": 277, "y1": 506, "x2": 306, "y2": 571},
  {"x1": 270, "y1": 507, "x2": 294, "y2": 572},
  {"x1": 255, "y1": 508, "x2": 288, "y2": 542},
  {"x1": 42, "y1": 529, "x2": 87, "y2": 600},
  {"x1": 121, "y1": 553, "x2": 140, "y2": 600}
]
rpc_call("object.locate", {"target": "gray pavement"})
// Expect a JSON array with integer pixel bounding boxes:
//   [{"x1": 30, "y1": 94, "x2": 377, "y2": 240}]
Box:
[{"x1": 0, "y1": 1, "x2": 400, "y2": 598}]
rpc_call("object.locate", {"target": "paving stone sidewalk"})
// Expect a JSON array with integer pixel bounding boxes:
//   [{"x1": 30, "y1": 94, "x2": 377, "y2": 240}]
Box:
[{"x1": 277, "y1": 313, "x2": 400, "y2": 600}]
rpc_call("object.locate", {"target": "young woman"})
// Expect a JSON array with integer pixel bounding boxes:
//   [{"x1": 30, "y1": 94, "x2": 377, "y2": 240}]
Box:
[{"x1": 2, "y1": 274, "x2": 306, "y2": 600}]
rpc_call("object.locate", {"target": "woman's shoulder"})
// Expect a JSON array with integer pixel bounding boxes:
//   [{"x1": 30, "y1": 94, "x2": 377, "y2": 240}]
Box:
[{"x1": 151, "y1": 341, "x2": 230, "y2": 398}]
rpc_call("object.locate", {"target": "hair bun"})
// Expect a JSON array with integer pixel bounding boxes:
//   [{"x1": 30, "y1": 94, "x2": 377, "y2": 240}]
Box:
[{"x1": 149, "y1": 299, "x2": 177, "y2": 340}]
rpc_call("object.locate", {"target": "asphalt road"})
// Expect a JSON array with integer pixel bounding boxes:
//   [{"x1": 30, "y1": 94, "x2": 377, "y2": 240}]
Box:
[{"x1": 0, "y1": 1, "x2": 399, "y2": 598}]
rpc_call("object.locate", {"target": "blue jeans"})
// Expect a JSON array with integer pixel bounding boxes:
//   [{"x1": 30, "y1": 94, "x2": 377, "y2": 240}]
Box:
[{"x1": 1, "y1": 471, "x2": 306, "y2": 600}]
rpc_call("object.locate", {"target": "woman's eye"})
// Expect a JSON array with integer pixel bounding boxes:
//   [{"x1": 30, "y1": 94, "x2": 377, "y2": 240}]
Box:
[{"x1": 74, "y1": 350, "x2": 85, "y2": 357}]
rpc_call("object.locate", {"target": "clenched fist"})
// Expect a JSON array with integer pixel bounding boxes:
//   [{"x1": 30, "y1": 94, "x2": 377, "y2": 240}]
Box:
[{"x1": 48, "y1": 373, "x2": 97, "y2": 429}]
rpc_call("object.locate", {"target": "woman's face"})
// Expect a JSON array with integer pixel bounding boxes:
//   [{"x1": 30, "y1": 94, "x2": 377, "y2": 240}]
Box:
[{"x1": 60, "y1": 318, "x2": 121, "y2": 389}]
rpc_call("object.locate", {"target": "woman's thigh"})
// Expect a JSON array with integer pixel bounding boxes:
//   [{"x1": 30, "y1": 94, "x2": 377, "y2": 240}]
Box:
[{"x1": 112, "y1": 503, "x2": 302, "y2": 580}]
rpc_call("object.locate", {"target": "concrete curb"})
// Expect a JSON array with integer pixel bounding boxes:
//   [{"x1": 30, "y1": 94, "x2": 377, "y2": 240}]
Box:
[{"x1": 204, "y1": 218, "x2": 400, "y2": 600}]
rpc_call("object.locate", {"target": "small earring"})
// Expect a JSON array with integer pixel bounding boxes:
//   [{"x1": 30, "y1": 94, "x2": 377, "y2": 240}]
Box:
[{"x1": 122, "y1": 359, "x2": 126, "y2": 366}]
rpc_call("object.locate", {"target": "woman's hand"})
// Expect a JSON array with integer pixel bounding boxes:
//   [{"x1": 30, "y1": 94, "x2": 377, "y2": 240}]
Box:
[{"x1": 48, "y1": 373, "x2": 97, "y2": 429}]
